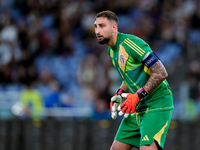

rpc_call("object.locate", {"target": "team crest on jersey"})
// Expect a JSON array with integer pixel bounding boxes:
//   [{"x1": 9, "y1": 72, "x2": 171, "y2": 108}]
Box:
[
  {"x1": 120, "y1": 55, "x2": 124, "y2": 65},
  {"x1": 118, "y1": 45, "x2": 128, "y2": 72}
]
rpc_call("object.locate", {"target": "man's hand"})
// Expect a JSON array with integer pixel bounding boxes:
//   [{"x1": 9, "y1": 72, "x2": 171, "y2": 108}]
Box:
[
  {"x1": 117, "y1": 93, "x2": 140, "y2": 118},
  {"x1": 117, "y1": 87, "x2": 149, "y2": 118},
  {"x1": 110, "y1": 95, "x2": 122, "y2": 119},
  {"x1": 110, "y1": 88, "x2": 124, "y2": 119}
]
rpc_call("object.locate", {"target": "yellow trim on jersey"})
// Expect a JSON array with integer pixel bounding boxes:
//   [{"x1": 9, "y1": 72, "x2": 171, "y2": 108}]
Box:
[
  {"x1": 125, "y1": 74, "x2": 140, "y2": 89},
  {"x1": 124, "y1": 40, "x2": 143, "y2": 56},
  {"x1": 135, "y1": 114, "x2": 141, "y2": 128},
  {"x1": 118, "y1": 68, "x2": 139, "y2": 92},
  {"x1": 126, "y1": 38, "x2": 145, "y2": 53},
  {"x1": 110, "y1": 49, "x2": 114, "y2": 58},
  {"x1": 119, "y1": 69, "x2": 124, "y2": 79},
  {"x1": 124, "y1": 38, "x2": 145, "y2": 56},
  {"x1": 136, "y1": 106, "x2": 174, "y2": 114},
  {"x1": 144, "y1": 66, "x2": 152, "y2": 75},
  {"x1": 153, "y1": 120, "x2": 169, "y2": 146},
  {"x1": 163, "y1": 80, "x2": 172, "y2": 97},
  {"x1": 124, "y1": 80, "x2": 134, "y2": 93}
]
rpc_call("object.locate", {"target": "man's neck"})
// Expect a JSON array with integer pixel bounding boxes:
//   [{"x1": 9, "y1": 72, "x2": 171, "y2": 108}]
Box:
[{"x1": 107, "y1": 32, "x2": 118, "y2": 48}]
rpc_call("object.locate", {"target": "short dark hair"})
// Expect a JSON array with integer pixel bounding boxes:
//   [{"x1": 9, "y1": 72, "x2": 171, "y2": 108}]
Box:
[{"x1": 95, "y1": 10, "x2": 118, "y2": 24}]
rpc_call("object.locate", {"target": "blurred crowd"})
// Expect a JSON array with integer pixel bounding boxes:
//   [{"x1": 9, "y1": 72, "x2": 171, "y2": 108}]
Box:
[{"x1": 0, "y1": 0, "x2": 200, "y2": 121}]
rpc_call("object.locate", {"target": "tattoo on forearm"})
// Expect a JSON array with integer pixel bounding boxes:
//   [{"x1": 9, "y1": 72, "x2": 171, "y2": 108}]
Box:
[{"x1": 144, "y1": 61, "x2": 168, "y2": 93}]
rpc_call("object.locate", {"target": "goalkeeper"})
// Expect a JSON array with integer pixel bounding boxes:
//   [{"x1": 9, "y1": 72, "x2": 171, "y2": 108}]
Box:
[{"x1": 94, "y1": 10, "x2": 173, "y2": 150}]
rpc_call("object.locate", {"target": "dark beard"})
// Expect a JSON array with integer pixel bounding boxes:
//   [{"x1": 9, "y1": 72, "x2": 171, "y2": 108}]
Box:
[{"x1": 98, "y1": 37, "x2": 110, "y2": 44}]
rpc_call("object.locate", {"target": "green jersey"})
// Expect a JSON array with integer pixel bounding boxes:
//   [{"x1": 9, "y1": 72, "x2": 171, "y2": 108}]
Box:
[{"x1": 108, "y1": 32, "x2": 173, "y2": 113}]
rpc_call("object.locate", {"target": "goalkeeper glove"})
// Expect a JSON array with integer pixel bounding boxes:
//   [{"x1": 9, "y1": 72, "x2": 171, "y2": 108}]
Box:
[
  {"x1": 110, "y1": 88, "x2": 124, "y2": 119},
  {"x1": 118, "y1": 87, "x2": 149, "y2": 118}
]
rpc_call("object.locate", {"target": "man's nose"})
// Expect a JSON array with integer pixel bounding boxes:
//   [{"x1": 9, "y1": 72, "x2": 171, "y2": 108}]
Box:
[{"x1": 95, "y1": 27, "x2": 100, "y2": 34}]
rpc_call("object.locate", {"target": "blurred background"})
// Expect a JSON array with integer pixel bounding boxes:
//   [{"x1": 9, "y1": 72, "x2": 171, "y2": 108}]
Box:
[{"x1": 0, "y1": 0, "x2": 200, "y2": 149}]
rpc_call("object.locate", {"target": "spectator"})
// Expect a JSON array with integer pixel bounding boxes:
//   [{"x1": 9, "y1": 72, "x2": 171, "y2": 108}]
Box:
[
  {"x1": 92, "y1": 98, "x2": 110, "y2": 120},
  {"x1": 178, "y1": 60, "x2": 200, "y2": 120},
  {"x1": 20, "y1": 80, "x2": 43, "y2": 121},
  {"x1": 0, "y1": 0, "x2": 200, "y2": 121},
  {"x1": 44, "y1": 80, "x2": 60, "y2": 108}
]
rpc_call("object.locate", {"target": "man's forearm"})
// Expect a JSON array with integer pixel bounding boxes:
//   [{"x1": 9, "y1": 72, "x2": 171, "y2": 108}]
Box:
[
  {"x1": 144, "y1": 60, "x2": 168, "y2": 93},
  {"x1": 120, "y1": 81, "x2": 129, "y2": 93}
]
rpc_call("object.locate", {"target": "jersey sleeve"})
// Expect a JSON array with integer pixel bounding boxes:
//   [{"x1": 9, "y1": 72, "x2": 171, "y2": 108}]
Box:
[{"x1": 123, "y1": 37, "x2": 153, "y2": 62}]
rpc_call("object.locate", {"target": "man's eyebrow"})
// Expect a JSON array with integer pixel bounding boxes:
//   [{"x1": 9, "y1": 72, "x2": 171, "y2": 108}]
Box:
[{"x1": 96, "y1": 23, "x2": 105, "y2": 26}]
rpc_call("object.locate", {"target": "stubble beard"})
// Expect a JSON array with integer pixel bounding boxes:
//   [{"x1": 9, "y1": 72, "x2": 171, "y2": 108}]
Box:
[{"x1": 98, "y1": 37, "x2": 110, "y2": 45}]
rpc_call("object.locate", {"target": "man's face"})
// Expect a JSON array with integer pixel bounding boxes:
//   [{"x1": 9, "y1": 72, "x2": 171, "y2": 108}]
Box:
[{"x1": 94, "y1": 17, "x2": 114, "y2": 44}]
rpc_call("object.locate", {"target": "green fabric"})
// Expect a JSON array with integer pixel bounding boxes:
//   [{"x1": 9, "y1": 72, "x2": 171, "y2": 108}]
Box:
[
  {"x1": 108, "y1": 32, "x2": 174, "y2": 112},
  {"x1": 115, "y1": 110, "x2": 173, "y2": 149},
  {"x1": 125, "y1": 57, "x2": 141, "y2": 72}
]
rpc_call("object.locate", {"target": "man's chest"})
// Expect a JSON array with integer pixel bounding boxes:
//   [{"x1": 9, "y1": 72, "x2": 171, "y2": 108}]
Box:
[{"x1": 110, "y1": 45, "x2": 129, "y2": 72}]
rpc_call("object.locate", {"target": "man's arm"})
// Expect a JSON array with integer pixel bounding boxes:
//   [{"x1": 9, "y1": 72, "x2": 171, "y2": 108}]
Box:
[
  {"x1": 117, "y1": 60, "x2": 168, "y2": 118},
  {"x1": 143, "y1": 60, "x2": 168, "y2": 93},
  {"x1": 119, "y1": 81, "x2": 129, "y2": 93}
]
